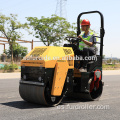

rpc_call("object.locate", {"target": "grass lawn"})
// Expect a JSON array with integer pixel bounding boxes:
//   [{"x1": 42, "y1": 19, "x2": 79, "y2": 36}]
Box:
[{"x1": 103, "y1": 64, "x2": 120, "y2": 70}]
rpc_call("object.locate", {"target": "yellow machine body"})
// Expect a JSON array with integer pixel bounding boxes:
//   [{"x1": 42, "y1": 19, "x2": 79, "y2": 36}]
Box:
[{"x1": 21, "y1": 46, "x2": 74, "y2": 96}]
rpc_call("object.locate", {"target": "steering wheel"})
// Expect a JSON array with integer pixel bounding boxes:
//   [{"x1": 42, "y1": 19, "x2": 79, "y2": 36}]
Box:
[
  {"x1": 65, "y1": 36, "x2": 82, "y2": 43},
  {"x1": 64, "y1": 36, "x2": 82, "y2": 51}
]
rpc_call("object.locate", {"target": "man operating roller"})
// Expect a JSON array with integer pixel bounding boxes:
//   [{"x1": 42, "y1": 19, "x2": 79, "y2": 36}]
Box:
[{"x1": 77, "y1": 19, "x2": 97, "y2": 70}]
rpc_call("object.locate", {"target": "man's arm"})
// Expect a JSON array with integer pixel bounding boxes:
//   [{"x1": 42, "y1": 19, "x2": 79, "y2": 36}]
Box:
[{"x1": 78, "y1": 35, "x2": 93, "y2": 47}]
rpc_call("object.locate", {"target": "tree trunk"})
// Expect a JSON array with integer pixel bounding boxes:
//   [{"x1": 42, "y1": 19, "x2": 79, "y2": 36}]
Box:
[
  {"x1": 10, "y1": 44, "x2": 14, "y2": 63},
  {"x1": 17, "y1": 55, "x2": 18, "y2": 62}
]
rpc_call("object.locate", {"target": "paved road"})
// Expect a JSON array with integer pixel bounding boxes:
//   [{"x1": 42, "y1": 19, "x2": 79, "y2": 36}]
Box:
[{"x1": 0, "y1": 75, "x2": 120, "y2": 120}]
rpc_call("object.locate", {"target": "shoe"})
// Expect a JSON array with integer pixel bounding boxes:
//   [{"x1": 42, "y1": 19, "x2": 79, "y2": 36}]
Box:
[{"x1": 79, "y1": 67, "x2": 87, "y2": 72}]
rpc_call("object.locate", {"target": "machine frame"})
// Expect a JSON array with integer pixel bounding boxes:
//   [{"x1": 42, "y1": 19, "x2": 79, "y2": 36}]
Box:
[{"x1": 19, "y1": 11, "x2": 105, "y2": 106}]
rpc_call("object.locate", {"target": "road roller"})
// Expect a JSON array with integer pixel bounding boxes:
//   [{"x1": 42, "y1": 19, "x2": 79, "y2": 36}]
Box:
[{"x1": 19, "y1": 11, "x2": 105, "y2": 106}]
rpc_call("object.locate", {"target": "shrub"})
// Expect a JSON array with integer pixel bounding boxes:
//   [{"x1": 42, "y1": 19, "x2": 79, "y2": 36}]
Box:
[
  {"x1": 4, "y1": 64, "x2": 9, "y2": 70},
  {"x1": 2, "y1": 64, "x2": 18, "y2": 71}
]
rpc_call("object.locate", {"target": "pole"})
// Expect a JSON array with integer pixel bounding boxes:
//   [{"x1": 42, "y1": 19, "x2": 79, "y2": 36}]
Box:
[
  {"x1": 4, "y1": 44, "x2": 5, "y2": 51},
  {"x1": 31, "y1": 39, "x2": 33, "y2": 50}
]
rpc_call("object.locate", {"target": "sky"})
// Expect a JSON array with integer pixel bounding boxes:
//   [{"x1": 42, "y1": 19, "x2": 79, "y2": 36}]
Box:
[{"x1": 0, "y1": 0, "x2": 120, "y2": 58}]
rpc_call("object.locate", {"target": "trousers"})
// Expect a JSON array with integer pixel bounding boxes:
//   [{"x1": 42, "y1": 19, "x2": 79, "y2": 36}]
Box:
[{"x1": 74, "y1": 47, "x2": 95, "y2": 68}]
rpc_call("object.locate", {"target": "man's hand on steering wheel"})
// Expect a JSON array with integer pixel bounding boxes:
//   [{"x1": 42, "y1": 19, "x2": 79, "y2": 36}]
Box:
[{"x1": 77, "y1": 35, "x2": 83, "y2": 41}]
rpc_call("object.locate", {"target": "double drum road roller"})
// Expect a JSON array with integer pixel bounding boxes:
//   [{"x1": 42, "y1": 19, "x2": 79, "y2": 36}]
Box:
[{"x1": 19, "y1": 11, "x2": 105, "y2": 106}]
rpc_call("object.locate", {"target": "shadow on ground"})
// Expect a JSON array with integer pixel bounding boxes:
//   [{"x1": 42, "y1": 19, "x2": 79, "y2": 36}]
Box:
[
  {"x1": 1, "y1": 101, "x2": 48, "y2": 109},
  {"x1": 61, "y1": 96, "x2": 92, "y2": 105},
  {"x1": 1, "y1": 97, "x2": 93, "y2": 109}
]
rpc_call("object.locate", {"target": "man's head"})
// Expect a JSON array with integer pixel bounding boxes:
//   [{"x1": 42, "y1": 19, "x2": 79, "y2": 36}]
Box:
[{"x1": 81, "y1": 19, "x2": 90, "y2": 31}]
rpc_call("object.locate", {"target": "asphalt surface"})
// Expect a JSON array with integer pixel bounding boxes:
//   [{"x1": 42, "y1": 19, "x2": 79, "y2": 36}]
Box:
[{"x1": 0, "y1": 75, "x2": 120, "y2": 120}]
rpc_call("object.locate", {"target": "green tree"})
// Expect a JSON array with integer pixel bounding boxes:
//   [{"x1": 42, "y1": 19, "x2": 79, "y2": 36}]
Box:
[
  {"x1": 5, "y1": 44, "x2": 28, "y2": 61},
  {"x1": 0, "y1": 14, "x2": 29, "y2": 63},
  {"x1": 27, "y1": 14, "x2": 76, "y2": 46}
]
